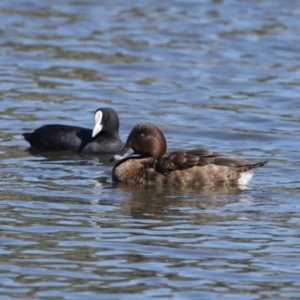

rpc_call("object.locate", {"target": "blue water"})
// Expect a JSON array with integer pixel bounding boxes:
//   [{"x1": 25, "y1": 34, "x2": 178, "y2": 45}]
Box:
[{"x1": 0, "y1": 0, "x2": 299, "y2": 299}]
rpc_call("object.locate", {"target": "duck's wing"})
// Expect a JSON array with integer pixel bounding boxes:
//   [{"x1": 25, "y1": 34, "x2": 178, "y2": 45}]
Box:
[{"x1": 155, "y1": 148, "x2": 267, "y2": 174}]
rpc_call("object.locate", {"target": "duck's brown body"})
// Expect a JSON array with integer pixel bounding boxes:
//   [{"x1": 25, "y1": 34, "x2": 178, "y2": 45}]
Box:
[{"x1": 111, "y1": 123, "x2": 267, "y2": 186}]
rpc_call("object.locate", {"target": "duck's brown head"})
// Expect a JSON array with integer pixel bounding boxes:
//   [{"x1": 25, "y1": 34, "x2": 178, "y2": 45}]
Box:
[{"x1": 110, "y1": 123, "x2": 167, "y2": 161}]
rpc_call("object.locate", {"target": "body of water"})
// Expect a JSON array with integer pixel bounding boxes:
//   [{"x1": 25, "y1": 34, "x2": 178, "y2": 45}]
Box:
[{"x1": 0, "y1": 0, "x2": 299, "y2": 299}]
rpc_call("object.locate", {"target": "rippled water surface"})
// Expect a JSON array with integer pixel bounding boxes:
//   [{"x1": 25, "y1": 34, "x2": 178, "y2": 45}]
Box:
[{"x1": 0, "y1": 0, "x2": 300, "y2": 299}]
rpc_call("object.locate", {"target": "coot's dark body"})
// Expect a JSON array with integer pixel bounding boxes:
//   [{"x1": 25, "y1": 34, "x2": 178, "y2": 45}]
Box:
[{"x1": 23, "y1": 107, "x2": 124, "y2": 154}]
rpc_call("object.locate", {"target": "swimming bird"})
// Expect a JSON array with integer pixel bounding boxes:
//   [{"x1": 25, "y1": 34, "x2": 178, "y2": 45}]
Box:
[
  {"x1": 23, "y1": 107, "x2": 124, "y2": 154},
  {"x1": 110, "y1": 123, "x2": 267, "y2": 186}
]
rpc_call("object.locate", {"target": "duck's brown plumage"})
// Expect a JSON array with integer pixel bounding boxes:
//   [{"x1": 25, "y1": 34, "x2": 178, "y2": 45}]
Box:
[{"x1": 110, "y1": 123, "x2": 268, "y2": 186}]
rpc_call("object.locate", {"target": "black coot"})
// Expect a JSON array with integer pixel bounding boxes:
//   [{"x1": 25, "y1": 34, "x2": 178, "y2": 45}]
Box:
[{"x1": 23, "y1": 107, "x2": 124, "y2": 154}]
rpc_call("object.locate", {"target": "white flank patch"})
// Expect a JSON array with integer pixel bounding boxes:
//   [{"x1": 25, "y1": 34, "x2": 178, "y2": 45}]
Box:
[
  {"x1": 238, "y1": 170, "x2": 254, "y2": 186},
  {"x1": 92, "y1": 110, "x2": 103, "y2": 137}
]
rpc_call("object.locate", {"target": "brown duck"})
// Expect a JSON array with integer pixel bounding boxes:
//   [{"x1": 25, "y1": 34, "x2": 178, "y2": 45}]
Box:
[{"x1": 110, "y1": 123, "x2": 268, "y2": 186}]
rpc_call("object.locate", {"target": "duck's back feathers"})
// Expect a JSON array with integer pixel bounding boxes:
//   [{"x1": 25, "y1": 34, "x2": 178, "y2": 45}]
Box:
[{"x1": 156, "y1": 149, "x2": 256, "y2": 172}]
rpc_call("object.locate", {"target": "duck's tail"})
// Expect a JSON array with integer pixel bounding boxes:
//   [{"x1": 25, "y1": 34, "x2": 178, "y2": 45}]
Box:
[{"x1": 249, "y1": 160, "x2": 268, "y2": 170}]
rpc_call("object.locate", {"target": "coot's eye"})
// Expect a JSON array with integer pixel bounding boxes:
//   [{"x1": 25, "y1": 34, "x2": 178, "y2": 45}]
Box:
[{"x1": 138, "y1": 133, "x2": 145, "y2": 139}]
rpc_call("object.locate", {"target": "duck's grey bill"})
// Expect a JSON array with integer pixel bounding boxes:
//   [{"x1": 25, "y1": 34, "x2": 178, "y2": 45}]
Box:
[{"x1": 110, "y1": 146, "x2": 134, "y2": 162}]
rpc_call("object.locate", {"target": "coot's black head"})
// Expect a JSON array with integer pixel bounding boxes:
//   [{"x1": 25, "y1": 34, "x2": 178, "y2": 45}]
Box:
[{"x1": 92, "y1": 107, "x2": 120, "y2": 138}]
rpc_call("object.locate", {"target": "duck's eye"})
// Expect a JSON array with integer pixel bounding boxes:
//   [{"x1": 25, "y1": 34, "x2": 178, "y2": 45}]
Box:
[{"x1": 138, "y1": 133, "x2": 145, "y2": 139}]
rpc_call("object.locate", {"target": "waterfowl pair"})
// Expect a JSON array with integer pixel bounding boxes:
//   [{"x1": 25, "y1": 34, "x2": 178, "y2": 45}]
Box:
[
  {"x1": 23, "y1": 107, "x2": 124, "y2": 154},
  {"x1": 111, "y1": 123, "x2": 267, "y2": 186}
]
